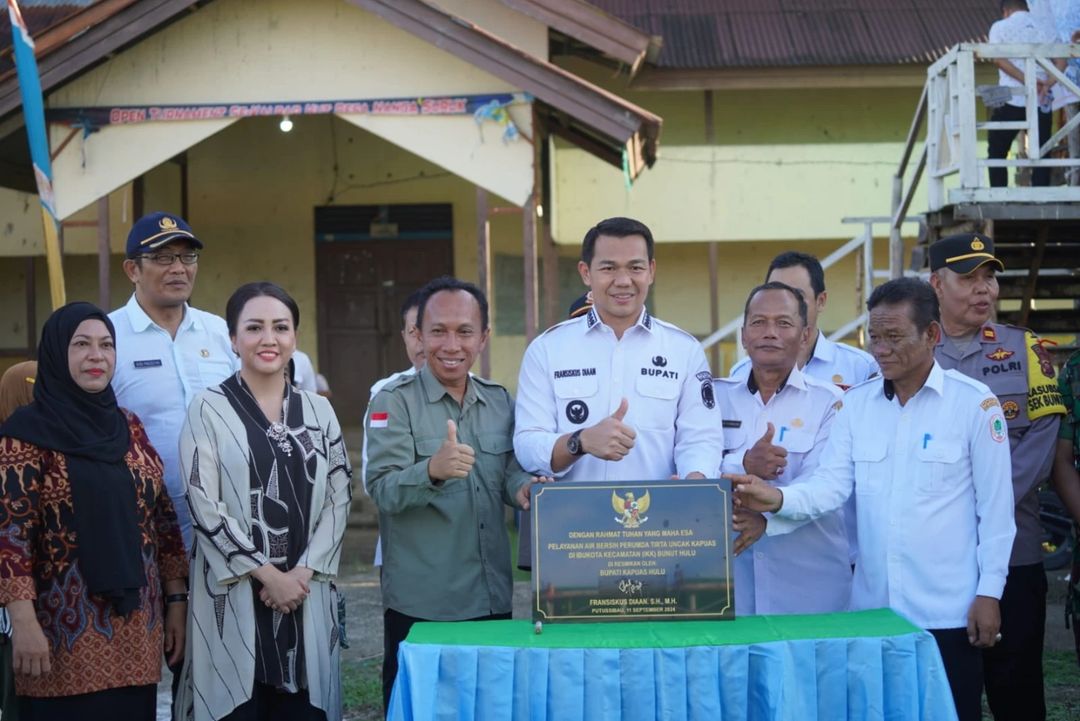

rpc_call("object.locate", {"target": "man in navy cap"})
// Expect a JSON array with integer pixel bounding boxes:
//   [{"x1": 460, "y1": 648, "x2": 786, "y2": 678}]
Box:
[
  {"x1": 929, "y1": 231, "x2": 1065, "y2": 721},
  {"x1": 109, "y1": 212, "x2": 237, "y2": 552}
]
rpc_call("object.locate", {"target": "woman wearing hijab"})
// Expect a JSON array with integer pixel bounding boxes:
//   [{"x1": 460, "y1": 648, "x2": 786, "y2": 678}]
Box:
[
  {"x1": 176, "y1": 282, "x2": 351, "y2": 721},
  {"x1": 0, "y1": 302, "x2": 187, "y2": 721}
]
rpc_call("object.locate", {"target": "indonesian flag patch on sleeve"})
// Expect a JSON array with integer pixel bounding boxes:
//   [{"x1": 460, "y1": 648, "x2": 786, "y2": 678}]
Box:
[{"x1": 369, "y1": 411, "x2": 389, "y2": 429}]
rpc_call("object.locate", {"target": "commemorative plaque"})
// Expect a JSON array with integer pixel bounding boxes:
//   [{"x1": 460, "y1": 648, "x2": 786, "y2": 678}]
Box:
[{"x1": 530, "y1": 479, "x2": 734, "y2": 622}]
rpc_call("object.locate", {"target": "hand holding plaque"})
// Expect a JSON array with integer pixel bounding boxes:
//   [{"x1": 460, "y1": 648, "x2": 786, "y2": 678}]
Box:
[
  {"x1": 515, "y1": 475, "x2": 555, "y2": 510},
  {"x1": 580, "y1": 397, "x2": 636, "y2": 461},
  {"x1": 742, "y1": 423, "x2": 788, "y2": 479},
  {"x1": 428, "y1": 419, "x2": 476, "y2": 482}
]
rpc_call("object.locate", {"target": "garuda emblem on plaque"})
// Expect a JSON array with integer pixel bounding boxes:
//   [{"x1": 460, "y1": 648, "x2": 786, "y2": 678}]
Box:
[{"x1": 612, "y1": 490, "x2": 650, "y2": 528}]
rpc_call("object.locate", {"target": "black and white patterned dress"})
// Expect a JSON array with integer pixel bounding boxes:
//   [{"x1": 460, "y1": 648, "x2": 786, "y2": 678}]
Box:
[{"x1": 175, "y1": 375, "x2": 352, "y2": 721}]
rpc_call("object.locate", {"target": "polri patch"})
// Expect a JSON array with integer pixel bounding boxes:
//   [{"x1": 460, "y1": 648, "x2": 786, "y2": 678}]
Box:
[
  {"x1": 1002, "y1": 400, "x2": 1020, "y2": 420},
  {"x1": 133, "y1": 359, "x2": 163, "y2": 368}
]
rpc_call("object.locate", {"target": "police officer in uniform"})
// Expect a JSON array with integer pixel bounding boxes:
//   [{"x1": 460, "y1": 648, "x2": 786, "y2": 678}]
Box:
[{"x1": 929, "y1": 232, "x2": 1066, "y2": 721}]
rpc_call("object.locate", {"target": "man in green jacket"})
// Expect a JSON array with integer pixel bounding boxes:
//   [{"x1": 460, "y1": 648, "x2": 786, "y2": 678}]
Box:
[{"x1": 365, "y1": 276, "x2": 545, "y2": 712}]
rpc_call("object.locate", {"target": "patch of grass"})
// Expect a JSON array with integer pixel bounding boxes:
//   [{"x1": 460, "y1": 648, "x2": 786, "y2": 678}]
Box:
[
  {"x1": 342, "y1": 657, "x2": 382, "y2": 721},
  {"x1": 1045, "y1": 649, "x2": 1080, "y2": 721}
]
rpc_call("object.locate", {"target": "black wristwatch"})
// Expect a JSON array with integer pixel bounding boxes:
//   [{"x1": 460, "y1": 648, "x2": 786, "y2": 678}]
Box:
[{"x1": 566, "y1": 429, "x2": 586, "y2": 456}]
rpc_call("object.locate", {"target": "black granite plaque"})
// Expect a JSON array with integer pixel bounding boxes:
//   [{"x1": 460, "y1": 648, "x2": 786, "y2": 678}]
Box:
[{"x1": 531, "y1": 479, "x2": 734, "y2": 622}]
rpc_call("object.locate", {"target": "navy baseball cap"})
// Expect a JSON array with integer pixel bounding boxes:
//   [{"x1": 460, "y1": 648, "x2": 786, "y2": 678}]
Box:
[
  {"x1": 126, "y1": 212, "x2": 202, "y2": 256},
  {"x1": 929, "y1": 233, "x2": 1004, "y2": 274}
]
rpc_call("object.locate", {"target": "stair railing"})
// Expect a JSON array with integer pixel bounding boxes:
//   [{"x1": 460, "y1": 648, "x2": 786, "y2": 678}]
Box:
[{"x1": 702, "y1": 217, "x2": 923, "y2": 373}]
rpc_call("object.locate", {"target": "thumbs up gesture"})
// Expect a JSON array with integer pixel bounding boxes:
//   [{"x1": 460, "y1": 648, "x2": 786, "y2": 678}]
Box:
[
  {"x1": 427, "y1": 419, "x2": 476, "y2": 482},
  {"x1": 742, "y1": 422, "x2": 788, "y2": 480},
  {"x1": 579, "y1": 398, "x2": 637, "y2": 461}
]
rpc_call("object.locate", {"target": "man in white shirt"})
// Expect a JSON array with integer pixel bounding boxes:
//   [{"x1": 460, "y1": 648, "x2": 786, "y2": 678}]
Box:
[
  {"x1": 110, "y1": 212, "x2": 237, "y2": 551},
  {"x1": 734, "y1": 277, "x2": 1015, "y2": 721},
  {"x1": 514, "y1": 217, "x2": 723, "y2": 484},
  {"x1": 362, "y1": 288, "x2": 426, "y2": 567},
  {"x1": 730, "y1": 251, "x2": 877, "y2": 565},
  {"x1": 988, "y1": 0, "x2": 1061, "y2": 187},
  {"x1": 716, "y1": 282, "x2": 849, "y2": 615},
  {"x1": 730, "y1": 251, "x2": 877, "y2": 389}
]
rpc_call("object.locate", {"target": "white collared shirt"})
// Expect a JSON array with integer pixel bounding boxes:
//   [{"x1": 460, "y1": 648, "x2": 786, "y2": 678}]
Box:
[
  {"x1": 731, "y1": 330, "x2": 878, "y2": 390},
  {"x1": 110, "y1": 294, "x2": 237, "y2": 548},
  {"x1": 732, "y1": 329, "x2": 877, "y2": 563},
  {"x1": 292, "y1": 350, "x2": 317, "y2": 392},
  {"x1": 774, "y1": 363, "x2": 1016, "y2": 629},
  {"x1": 716, "y1": 365, "x2": 850, "y2": 615},
  {"x1": 989, "y1": 10, "x2": 1056, "y2": 108},
  {"x1": 514, "y1": 308, "x2": 723, "y2": 481}
]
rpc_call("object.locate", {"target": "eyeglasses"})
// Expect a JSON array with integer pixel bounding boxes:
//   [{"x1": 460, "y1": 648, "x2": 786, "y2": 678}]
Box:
[{"x1": 139, "y1": 252, "x2": 199, "y2": 266}]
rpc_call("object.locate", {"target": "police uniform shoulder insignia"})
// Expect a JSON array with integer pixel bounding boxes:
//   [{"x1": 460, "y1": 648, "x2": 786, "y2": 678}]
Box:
[
  {"x1": 981, "y1": 397, "x2": 1000, "y2": 411},
  {"x1": 981, "y1": 326, "x2": 997, "y2": 342}
]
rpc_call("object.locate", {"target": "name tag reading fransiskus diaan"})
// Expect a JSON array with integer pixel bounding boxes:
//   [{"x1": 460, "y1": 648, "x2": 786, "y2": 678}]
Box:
[{"x1": 531, "y1": 479, "x2": 734, "y2": 623}]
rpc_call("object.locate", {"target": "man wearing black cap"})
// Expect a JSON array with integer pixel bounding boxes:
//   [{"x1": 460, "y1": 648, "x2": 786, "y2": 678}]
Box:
[
  {"x1": 109, "y1": 212, "x2": 237, "y2": 553},
  {"x1": 929, "y1": 232, "x2": 1065, "y2": 721}
]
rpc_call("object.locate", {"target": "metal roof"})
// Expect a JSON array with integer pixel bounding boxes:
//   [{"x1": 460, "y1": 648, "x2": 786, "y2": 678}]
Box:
[
  {"x1": 0, "y1": 1, "x2": 99, "y2": 75},
  {"x1": 585, "y1": 0, "x2": 999, "y2": 68}
]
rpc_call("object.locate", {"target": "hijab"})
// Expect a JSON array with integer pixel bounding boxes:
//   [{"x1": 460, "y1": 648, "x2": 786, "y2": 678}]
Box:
[
  {"x1": 1, "y1": 302, "x2": 145, "y2": 616},
  {"x1": 0, "y1": 361, "x2": 36, "y2": 422}
]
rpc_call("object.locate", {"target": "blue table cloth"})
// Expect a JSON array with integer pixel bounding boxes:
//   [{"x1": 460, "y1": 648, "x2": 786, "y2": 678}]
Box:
[{"x1": 388, "y1": 608, "x2": 958, "y2": 721}]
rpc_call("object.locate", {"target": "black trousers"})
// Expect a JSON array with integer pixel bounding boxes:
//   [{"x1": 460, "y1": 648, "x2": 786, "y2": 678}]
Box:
[
  {"x1": 221, "y1": 682, "x2": 326, "y2": 721},
  {"x1": 382, "y1": 608, "x2": 511, "y2": 715},
  {"x1": 929, "y1": 628, "x2": 984, "y2": 721},
  {"x1": 988, "y1": 103, "x2": 1053, "y2": 187},
  {"x1": 0, "y1": 634, "x2": 17, "y2": 721},
  {"x1": 18, "y1": 683, "x2": 156, "y2": 721},
  {"x1": 983, "y1": 562, "x2": 1048, "y2": 721}
]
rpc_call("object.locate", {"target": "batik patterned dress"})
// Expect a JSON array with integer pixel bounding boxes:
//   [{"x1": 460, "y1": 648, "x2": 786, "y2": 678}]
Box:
[{"x1": 0, "y1": 411, "x2": 187, "y2": 697}]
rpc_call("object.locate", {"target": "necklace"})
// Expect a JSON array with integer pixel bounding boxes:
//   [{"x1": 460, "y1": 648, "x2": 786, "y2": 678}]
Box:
[{"x1": 266, "y1": 391, "x2": 292, "y2": 456}]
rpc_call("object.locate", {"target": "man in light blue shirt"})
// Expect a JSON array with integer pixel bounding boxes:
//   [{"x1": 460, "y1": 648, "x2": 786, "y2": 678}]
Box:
[{"x1": 110, "y1": 212, "x2": 236, "y2": 551}]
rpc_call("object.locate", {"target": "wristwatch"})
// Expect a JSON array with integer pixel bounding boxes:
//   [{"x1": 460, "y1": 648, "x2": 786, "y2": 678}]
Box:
[{"x1": 566, "y1": 429, "x2": 586, "y2": 456}]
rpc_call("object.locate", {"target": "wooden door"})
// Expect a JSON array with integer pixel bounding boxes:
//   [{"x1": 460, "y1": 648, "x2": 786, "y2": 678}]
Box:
[{"x1": 315, "y1": 205, "x2": 453, "y2": 425}]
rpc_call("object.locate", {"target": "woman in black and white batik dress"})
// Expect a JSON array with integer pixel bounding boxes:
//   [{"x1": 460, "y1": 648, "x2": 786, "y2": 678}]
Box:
[{"x1": 175, "y1": 283, "x2": 351, "y2": 721}]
